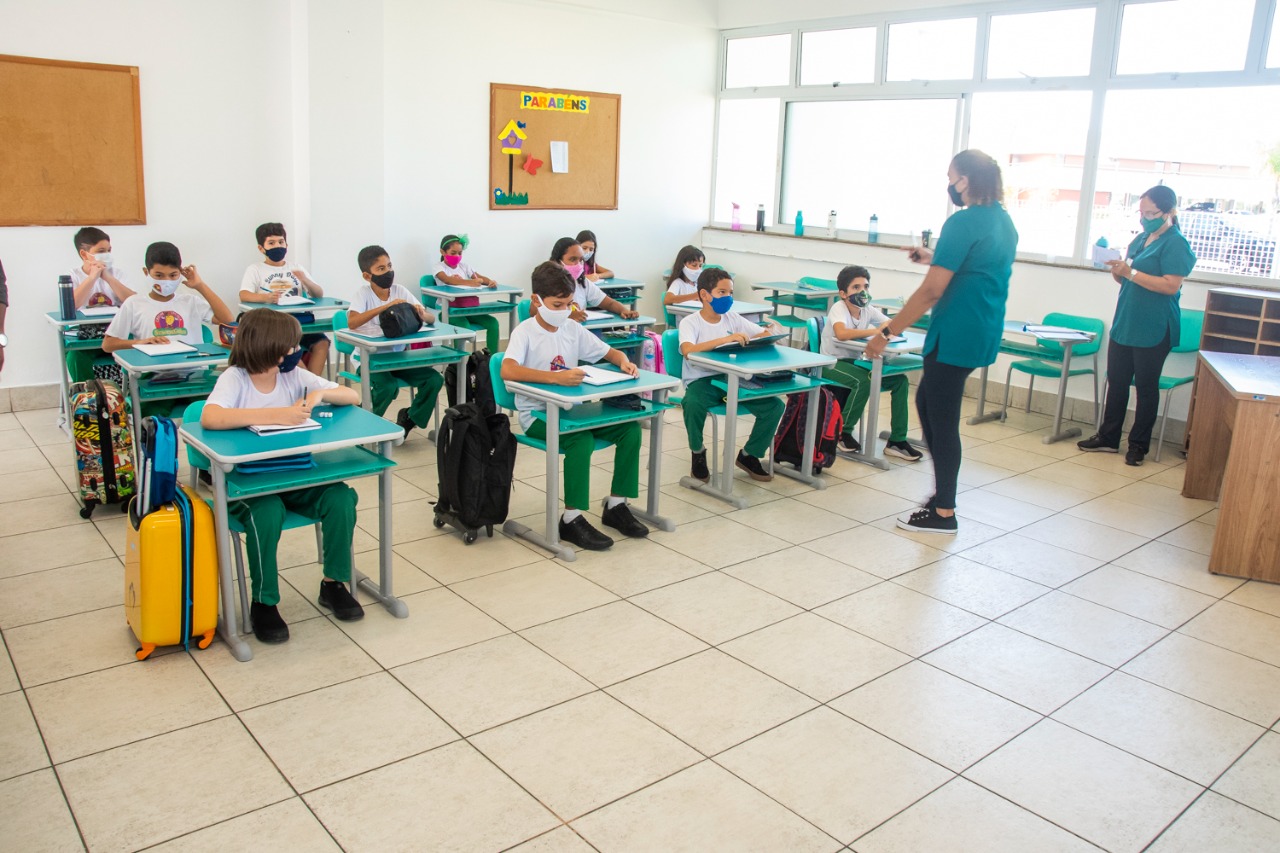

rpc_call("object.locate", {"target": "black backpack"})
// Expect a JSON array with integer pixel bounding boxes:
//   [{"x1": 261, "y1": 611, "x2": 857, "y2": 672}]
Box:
[
  {"x1": 433, "y1": 402, "x2": 517, "y2": 540},
  {"x1": 380, "y1": 302, "x2": 422, "y2": 338},
  {"x1": 444, "y1": 349, "x2": 497, "y2": 415},
  {"x1": 772, "y1": 387, "x2": 844, "y2": 474}
]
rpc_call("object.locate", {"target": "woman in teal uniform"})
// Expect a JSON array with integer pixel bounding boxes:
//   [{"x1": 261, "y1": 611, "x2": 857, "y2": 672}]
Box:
[
  {"x1": 865, "y1": 150, "x2": 1018, "y2": 534},
  {"x1": 1078, "y1": 185, "x2": 1195, "y2": 466}
]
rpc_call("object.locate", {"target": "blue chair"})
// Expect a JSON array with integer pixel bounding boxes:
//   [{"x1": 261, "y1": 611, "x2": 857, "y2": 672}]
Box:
[
  {"x1": 660, "y1": 329, "x2": 730, "y2": 481},
  {"x1": 1000, "y1": 312, "x2": 1105, "y2": 425}
]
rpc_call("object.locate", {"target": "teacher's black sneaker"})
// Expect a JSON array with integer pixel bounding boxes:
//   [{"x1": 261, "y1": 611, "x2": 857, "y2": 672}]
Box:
[
  {"x1": 1125, "y1": 447, "x2": 1146, "y2": 467},
  {"x1": 559, "y1": 514, "x2": 614, "y2": 551},
  {"x1": 838, "y1": 434, "x2": 862, "y2": 454},
  {"x1": 249, "y1": 602, "x2": 290, "y2": 644},
  {"x1": 690, "y1": 450, "x2": 710, "y2": 483},
  {"x1": 601, "y1": 500, "x2": 649, "y2": 538},
  {"x1": 735, "y1": 450, "x2": 773, "y2": 482},
  {"x1": 896, "y1": 507, "x2": 958, "y2": 535},
  {"x1": 1077, "y1": 434, "x2": 1118, "y2": 453},
  {"x1": 885, "y1": 440, "x2": 923, "y2": 462},
  {"x1": 396, "y1": 407, "x2": 415, "y2": 439},
  {"x1": 318, "y1": 580, "x2": 365, "y2": 622}
]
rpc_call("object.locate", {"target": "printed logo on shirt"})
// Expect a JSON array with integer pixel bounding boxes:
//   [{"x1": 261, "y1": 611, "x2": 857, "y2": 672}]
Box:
[
  {"x1": 86, "y1": 291, "x2": 114, "y2": 307},
  {"x1": 265, "y1": 270, "x2": 301, "y2": 296},
  {"x1": 549, "y1": 355, "x2": 568, "y2": 371},
  {"x1": 153, "y1": 310, "x2": 188, "y2": 337}
]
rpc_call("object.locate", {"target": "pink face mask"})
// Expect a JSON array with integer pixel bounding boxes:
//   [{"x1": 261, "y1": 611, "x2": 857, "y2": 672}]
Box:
[
  {"x1": 563, "y1": 262, "x2": 585, "y2": 280},
  {"x1": 443, "y1": 255, "x2": 462, "y2": 269}
]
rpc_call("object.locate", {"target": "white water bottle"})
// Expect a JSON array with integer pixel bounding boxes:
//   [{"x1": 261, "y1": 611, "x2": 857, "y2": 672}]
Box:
[{"x1": 827, "y1": 210, "x2": 837, "y2": 238}]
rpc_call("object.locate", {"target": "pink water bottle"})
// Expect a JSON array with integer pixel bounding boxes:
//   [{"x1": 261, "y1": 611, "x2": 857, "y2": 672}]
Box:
[{"x1": 731, "y1": 203, "x2": 741, "y2": 231}]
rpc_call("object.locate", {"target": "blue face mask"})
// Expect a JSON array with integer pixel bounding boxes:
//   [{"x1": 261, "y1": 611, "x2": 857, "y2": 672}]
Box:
[
  {"x1": 279, "y1": 347, "x2": 305, "y2": 373},
  {"x1": 709, "y1": 294, "x2": 734, "y2": 315},
  {"x1": 264, "y1": 246, "x2": 288, "y2": 262}
]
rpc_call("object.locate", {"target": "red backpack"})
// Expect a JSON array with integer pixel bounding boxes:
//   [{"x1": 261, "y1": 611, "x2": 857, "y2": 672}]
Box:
[{"x1": 772, "y1": 387, "x2": 844, "y2": 474}]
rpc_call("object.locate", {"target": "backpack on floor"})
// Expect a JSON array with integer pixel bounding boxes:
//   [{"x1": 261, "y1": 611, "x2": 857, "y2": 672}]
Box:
[
  {"x1": 638, "y1": 330, "x2": 664, "y2": 400},
  {"x1": 773, "y1": 387, "x2": 843, "y2": 475},
  {"x1": 433, "y1": 402, "x2": 517, "y2": 538},
  {"x1": 444, "y1": 349, "x2": 496, "y2": 415},
  {"x1": 70, "y1": 378, "x2": 136, "y2": 518},
  {"x1": 137, "y1": 415, "x2": 179, "y2": 516}
]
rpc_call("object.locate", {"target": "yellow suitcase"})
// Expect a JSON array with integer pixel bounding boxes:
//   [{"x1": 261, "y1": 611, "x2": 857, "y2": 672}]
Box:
[{"x1": 125, "y1": 485, "x2": 219, "y2": 660}]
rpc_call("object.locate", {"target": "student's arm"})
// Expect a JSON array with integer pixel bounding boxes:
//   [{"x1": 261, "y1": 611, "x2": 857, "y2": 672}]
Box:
[
  {"x1": 865, "y1": 251, "x2": 954, "y2": 358},
  {"x1": 307, "y1": 384, "x2": 360, "y2": 407},
  {"x1": 346, "y1": 300, "x2": 397, "y2": 329},
  {"x1": 295, "y1": 269, "x2": 324, "y2": 297},
  {"x1": 201, "y1": 400, "x2": 313, "y2": 429},
  {"x1": 73, "y1": 265, "x2": 103, "y2": 306},
  {"x1": 664, "y1": 288, "x2": 701, "y2": 305},
  {"x1": 588, "y1": 263, "x2": 614, "y2": 280},
  {"x1": 184, "y1": 266, "x2": 235, "y2": 324},
  {"x1": 434, "y1": 271, "x2": 482, "y2": 287},
  {"x1": 475, "y1": 272, "x2": 497, "y2": 287},
  {"x1": 680, "y1": 327, "x2": 750, "y2": 355},
  {"x1": 103, "y1": 333, "x2": 167, "y2": 352},
  {"x1": 501, "y1": 356, "x2": 586, "y2": 387},
  {"x1": 1106, "y1": 260, "x2": 1183, "y2": 295},
  {"x1": 599, "y1": 295, "x2": 638, "y2": 319},
  {"x1": 602, "y1": 347, "x2": 639, "y2": 376},
  {"x1": 239, "y1": 289, "x2": 280, "y2": 303}
]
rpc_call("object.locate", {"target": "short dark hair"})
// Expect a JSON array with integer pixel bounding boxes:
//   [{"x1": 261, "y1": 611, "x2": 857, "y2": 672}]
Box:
[
  {"x1": 665, "y1": 245, "x2": 706, "y2": 287},
  {"x1": 144, "y1": 241, "x2": 182, "y2": 269},
  {"x1": 951, "y1": 149, "x2": 1004, "y2": 206},
  {"x1": 439, "y1": 234, "x2": 463, "y2": 257},
  {"x1": 1142, "y1": 185, "x2": 1179, "y2": 226},
  {"x1": 531, "y1": 261, "x2": 575, "y2": 299},
  {"x1": 229, "y1": 308, "x2": 302, "y2": 374},
  {"x1": 255, "y1": 222, "x2": 287, "y2": 246},
  {"x1": 357, "y1": 245, "x2": 388, "y2": 274},
  {"x1": 696, "y1": 267, "x2": 732, "y2": 294},
  {"x1": 837, "y1": 265, "x2": 871, "y2": 290},
  {"x1": 73, "y1": 227, "x2": 110, "y2": 252},
  {"x1": 549, "y1": 237, "x2": 580, "y2": 263}
]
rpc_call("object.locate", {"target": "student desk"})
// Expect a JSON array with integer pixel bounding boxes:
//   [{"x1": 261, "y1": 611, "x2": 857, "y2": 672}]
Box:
[
  {"x1": 420, "y1": 283, "x2": 522, "y2": 333},
  {"x1": 595, "y1": 277, "x2": 645, "y2": 304},
  {"x1": 831, "y1": 331, "x2": 927, "y2": 470},
  {"x1": 180, "y1": 406, "x2": 404, "y2": 661},
  {"x1": 1182, "y1": 352, "x2": 1280, "y2": 583},
  {"x1": 334, "y1": 324, "x2": 476, "y2": 414},
  {"x1": 668, "y1": 300, "x2": 774, "y2": 319},
  {"x1": 581, "y1": 313, "x2": 657, "y2": 355},
  {"x1": 502, "y1": 369, "x2": 680, "y2": 562},
  {"x1": 754, "y1": 281, "x2": 842, "y2": 311},
  {"x1": 235, "y1": 296, "x2": 349, "y2": 329},
  {"x1": 113, "y1": 342, "x2": 227, "y2": 453},
  {"x1": 46, "y1": 310, "x2": 121, "y2": 431},
  {"x1": 684, "y1": 346, "x2": 836, "y2": 509}
]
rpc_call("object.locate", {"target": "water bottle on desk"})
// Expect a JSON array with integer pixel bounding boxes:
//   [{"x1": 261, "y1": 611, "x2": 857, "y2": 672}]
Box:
[
  {"x1": 58, "y1": 275, "x2": 76, "y2": 321},
  {"x1": 868, "y1": 214, "x2": 879, "y2": 244}
]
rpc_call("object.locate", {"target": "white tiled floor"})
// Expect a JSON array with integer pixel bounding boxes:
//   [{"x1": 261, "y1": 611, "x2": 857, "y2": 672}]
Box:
[{"x1": 3, "y1": 396, "x2": 1280, "y2": 852}]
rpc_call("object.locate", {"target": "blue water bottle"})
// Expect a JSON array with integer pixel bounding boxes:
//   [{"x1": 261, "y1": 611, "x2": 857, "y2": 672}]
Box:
[
  {"x1": 794, "y1": 210, "x2": 804, "y2": 237},
  {"x1": 58, "y1": 275, "x2": 76, "y2": 321}
]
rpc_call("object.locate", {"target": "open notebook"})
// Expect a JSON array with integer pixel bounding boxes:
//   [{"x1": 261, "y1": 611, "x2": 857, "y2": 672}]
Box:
[
  {"x1": 80, "y1": 306, "x2": 119, "y2": 317},
  {"x1": 249, "y1": 419, "x2": 321, "y2": 435},
  {"x1": 579, "y1": 365, "x2": 637, "y2": 386},
  {"x1": 715, "y1": 333, "x2": 789, "y2": 351},
  {"x1": 276, "y1": 294, "x2": 314, "y2": 306},
  {"x1": 131, "y1": 341, "x2": 197, "y2": 356}
]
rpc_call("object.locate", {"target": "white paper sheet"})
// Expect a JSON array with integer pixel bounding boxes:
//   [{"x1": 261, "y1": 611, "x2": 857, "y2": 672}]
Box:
[{"x1": 550, "y1": 140, "x2": 569, "y2": 173}]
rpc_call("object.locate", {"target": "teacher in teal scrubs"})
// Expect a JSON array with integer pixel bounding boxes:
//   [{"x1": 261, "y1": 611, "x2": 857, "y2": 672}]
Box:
[
  {"x1": 866, "y1": 150, "x2": 1018, "y2": 535},
  {"x1": 1078, "y1": 185, "x2": 1195, "y2": 466}
]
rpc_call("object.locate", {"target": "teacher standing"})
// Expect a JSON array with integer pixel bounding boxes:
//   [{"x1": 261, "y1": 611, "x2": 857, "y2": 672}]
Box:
[
  {"x1": 1078, "y1": 185, "x2": 1195, "y2": 466},
  {"x1": 865, "y1": 150, "x2": 1018, "y2": 535}
]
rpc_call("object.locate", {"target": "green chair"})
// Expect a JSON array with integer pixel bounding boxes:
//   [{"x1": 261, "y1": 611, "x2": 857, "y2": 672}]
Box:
[
  {"x1": 768, "y1": 276, "x2": 836, "y2": 335},
  {"x1": 1000, "y1": 312, "x2": 1105, "y2": 424},
  {"x1": 661, "y1": 329, "x2": 729, "y2": 480},
  {"x1": 487, "y1": 353, "x2": 612, "y2": 458},
  {"x1": 330, "y1": 311, "x2": 361, "y2": 388},
  {"x1": 516, "y1": 298, "x2": 532, "y2": 322}
]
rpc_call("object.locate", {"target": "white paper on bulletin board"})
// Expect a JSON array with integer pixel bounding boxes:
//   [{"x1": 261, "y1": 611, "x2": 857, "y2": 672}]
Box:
[{"x1": 550, "y1": 141, "x2": 569, "y2": 173}]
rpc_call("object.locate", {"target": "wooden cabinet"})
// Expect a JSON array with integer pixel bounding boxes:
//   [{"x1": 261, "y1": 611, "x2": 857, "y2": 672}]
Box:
[{"x1": 1200, "y1": 286, "x2": 1280, "y2": 357}]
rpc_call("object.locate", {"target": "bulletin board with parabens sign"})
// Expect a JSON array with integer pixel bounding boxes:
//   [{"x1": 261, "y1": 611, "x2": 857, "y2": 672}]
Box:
[{"x1": 489, "y1": 83, "x2": 620, "y2": 210}]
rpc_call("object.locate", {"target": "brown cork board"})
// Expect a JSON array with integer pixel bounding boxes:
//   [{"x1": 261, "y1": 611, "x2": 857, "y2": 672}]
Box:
[
  {"x1": 0, "y1": 54, "x2": 146, "y2": 226},
  {"x1": 489, "y1": 82, "x2": 619, "y2": 210}
]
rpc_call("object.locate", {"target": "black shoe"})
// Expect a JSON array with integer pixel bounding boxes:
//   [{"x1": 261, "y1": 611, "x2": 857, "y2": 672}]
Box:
[
  {"x1": 884, "y1": 440, "x2": 923, "y2": 462},
  {"x1": 249, "y1": 602, "x2": 290, "y2": 644},
  {"x1": 601, "y1": 500, "x2": 649, "y2": 538},
  {"x1": 838, "y1": 434, "x2": 862, "y2": 454},
  {"x1": 559, "y1": 514, "x2": 614, "y2": 551},
  {"x1": 896, "y1": 507, "x2": 958, "y2": 535},
  {"x1": 690, "y1": 450, "x2": 710, "y2": 483},
  {"x1": 395, "y1": 407, "x2": 415, "y2": 439},
  {"x1": 1077, "y1": 434, "x2": 1118, "y2": 453},
  {"x1": 318, "y1": 580, "x2": 365, "y2": 621},
  {"x1": 1125, "y1": 447, "x2": 1145, "y2": 467},
  {"x1": 735, "y1": 450, "x2": 773, "y2": 482}
]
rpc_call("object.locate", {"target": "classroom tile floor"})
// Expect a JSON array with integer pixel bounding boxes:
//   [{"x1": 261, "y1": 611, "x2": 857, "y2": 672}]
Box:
[{"x1": 2, "y1": 394, "x2": 1279, "y2": 853}]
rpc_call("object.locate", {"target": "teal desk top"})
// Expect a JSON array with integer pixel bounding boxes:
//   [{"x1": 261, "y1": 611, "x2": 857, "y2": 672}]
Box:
[
  {"x1": 335, "y1": 323, "x2": 476, "y2": 349},
  {"x1": 505, "y1": 367, "x2": 679, "y2": 408},
  {"x1": 236, "y1": 296, "x2": 349, "y2": 314},
  {"x1": 597, "y1": 278, "x2": 646, "y2": 289},
  {"x1": 581, "y1": 314, "x2": 657, "y2": 331},
  {"x1": 113, "y1": 341, "x2": 228, "y2": 372},
  {"x1": 46, "y1": 309, "x2": 121, "y2": 327},
  {"x1": 687, "y1": 345, "x2": 834, "y2": 378},
  {"x1": 421, "y1": 283, "x2": 523, "y2": 298},
  {"x1": 180, "y1": 405, "x2": 401, "y2": 465},
  {"x1": 668, "y1": 300, "x2": 775, "y2": 316}
]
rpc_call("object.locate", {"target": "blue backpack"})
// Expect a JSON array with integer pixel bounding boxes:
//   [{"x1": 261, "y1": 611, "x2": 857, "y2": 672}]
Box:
[{"x1": 138, "y1": 416, "x2": 179, "y2": 515}]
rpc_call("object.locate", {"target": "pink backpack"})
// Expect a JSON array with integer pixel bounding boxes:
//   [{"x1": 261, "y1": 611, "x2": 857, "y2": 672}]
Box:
[{"x1": 639, "y1": 330, "x2": 664, "y2": 399}]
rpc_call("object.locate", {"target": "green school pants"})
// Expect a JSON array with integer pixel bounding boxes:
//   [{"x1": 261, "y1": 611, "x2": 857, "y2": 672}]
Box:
[
  {"x1": 229, "y1": 483, "x2": 359, "y2": 606},
  {"x1": 369, "y1": 366, "x2": 444, "y2": 427},
  {"x1": 67, "y1": 348, "x2": 106, "y2": 383},
  {"x1": 822, "y1": 359, "x2": 910, "y2": 443},
  {"x1": 681, "y1": 377, "x2": 784, "y2": 459},
  {"x1": 524, "y1": 418, "x2": 640, "y2": 511},
  {"x1": 459, "y1": 316, "x2": 501, "y2": 352}
]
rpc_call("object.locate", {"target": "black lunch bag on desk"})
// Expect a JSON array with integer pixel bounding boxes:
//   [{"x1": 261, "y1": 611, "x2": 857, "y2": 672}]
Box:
[{"x1": 380, "y1": 302, "x2": 422, "y2": 338}]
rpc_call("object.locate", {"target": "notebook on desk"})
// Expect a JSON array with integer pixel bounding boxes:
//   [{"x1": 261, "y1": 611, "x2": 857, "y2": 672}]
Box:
[
  {"x1": 132, "y1": 341, "x2": 197, "y2": 356},
  {"x1": 579, "y1": 365, "x2": 637, "y2": 386},
  {"x1": 80, "y1": 306, "x2": 119, "y2": 317},
  {"x1": 715, "y1": 333, "x2": 789, "y2": 351},
  {"x1": 276, "y1": 294, "x2": 314, "y2": 306},
  {"x1": 249, "y1": 419, "x2": 321, "y2": 435}
]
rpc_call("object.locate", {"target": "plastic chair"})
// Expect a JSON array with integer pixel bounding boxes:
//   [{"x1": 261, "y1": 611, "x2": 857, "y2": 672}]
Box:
[
  {"x1": 330, "y1": 311, "x2": 361, "y2": 388},
  {"x1": 517, "y1": 298, "x2": 532, "y2": 323},
  {"x1": 807, "y1": 317, "x2": 923, "y2": 447},
  {"x1": 488, "y1": 353, "x2": 612, "y2": 459},
  {"x1": 419, "y1": 274, "x2": 442, "y2": 312},
  {"x1": 768, "y1": 276, "x2": 835, "y2": 335},
  {"x1": 660, "y1": 329, "x2": 729, "y2": 480},
  {"x1": 1000, "y1": 312, "x2": 1105, "y2": 425}
]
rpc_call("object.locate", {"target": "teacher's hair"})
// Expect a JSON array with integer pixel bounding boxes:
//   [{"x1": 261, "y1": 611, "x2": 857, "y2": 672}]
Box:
[
  {"x1": 951, "y1": 149, "x2": 1004, "y2": 206},
  {"x1": 1142, "y1": 185, "x2": 1179, "y2": 227}
]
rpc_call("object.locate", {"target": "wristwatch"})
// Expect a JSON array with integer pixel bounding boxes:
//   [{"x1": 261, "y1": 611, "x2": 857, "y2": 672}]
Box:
[
  {"x1": 0, "y1": 333, "x2": 8, "y2": 347},
  {"x1": 880, "y1": 326, "x2": 894, "y2": 340}
]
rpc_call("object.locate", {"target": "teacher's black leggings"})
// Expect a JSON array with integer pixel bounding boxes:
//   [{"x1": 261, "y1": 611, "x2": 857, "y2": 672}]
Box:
[
  {"x1": 1098, "y1": 332, "x2": 1172, "y2": 453},
  {"x1": 916, "y1": 351, "x2": 975, "y2": 511}
]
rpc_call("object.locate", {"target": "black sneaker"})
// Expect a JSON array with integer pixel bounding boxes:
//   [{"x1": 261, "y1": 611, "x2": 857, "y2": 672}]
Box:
[
  {"x1": 249, "y1": 602, "x2": 290, "y2": 644},
  {"x1": 601, "y1": 500, "x2": 649, "y2": 538},
  {"x1": 838, "y1": 434, "x2": 862, "y2": 453},
  {"x1": 559, "y1": 514, "x2": 614, "y2": 551},
  {"x1": 1125, "y1": 447, "x2": 1145, "y2": 467},
  {"x1": 1077, "y1": 434, "x2": 1118, "y2": 453},
  {"x1": 735, "y1": 450, "x2": 773, "y2": 482},
  {"x1": 690, "y1": 450, "x2": 710, "y2": 483},
  {"x1": 896, "y1": 507, "x2": 958, "y2": 535},
  {"x1": 884, "y1": 440, "x2": 923, "y2": 462},
  {"x1": 395, "y1": 407, "x2": 415, "y2": 439},
  {"x1": 318, "y1": 579, "x2": 365, "y2": 621}
]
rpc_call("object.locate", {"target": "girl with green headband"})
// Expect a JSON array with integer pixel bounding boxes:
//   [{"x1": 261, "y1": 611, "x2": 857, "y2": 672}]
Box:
[{"x1": 433, "y1": 233, "x2": 501, "y2": 351}]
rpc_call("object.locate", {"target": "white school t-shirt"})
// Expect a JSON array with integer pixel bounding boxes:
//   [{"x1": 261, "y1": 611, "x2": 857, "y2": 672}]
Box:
[
  {"x1": 504, "y1": 317, "x2": 610, "y2": 429},
  {"x1": 666, "y1": 277, "x2": 699, "y2": 299},
  {"x1": 240, "y1": 262, "x2": 312, "y2": 298},
  {"x1": 206, "y1": 366, "x2": 337, "y2": 411},
  {"x1": 349, "y1": 282, "x2": 419, "y2": 353},
  {"x1": 677, "y1": 310, "x2": 765, "y2": 383},
  {"x1": 71, "y1": 265, "x2": 131, "y2": 308},
  {"x1": 105, "y1": 292, "x2": 214, "y2": 346},
  {"x1": 432, "y1": 259, "x2": 479, "y2": 283},
  {"x1": 821, "y1": 300, "x2": 890, "y2": 357},
  {"x1": 572, "y1": 276, "x2": 607, "y2": 309}
]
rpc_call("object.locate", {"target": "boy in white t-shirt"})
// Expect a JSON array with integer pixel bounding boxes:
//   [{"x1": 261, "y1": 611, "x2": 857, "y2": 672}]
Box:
[
  {"x1": 821, "y1": 265, "x2": 920, "y2": 461},
  {"x1": 678, "y1": 269, "x2": 786, "y2": 483},
  {"x1": 501, "y1": 261, "x2": 649, "y2": 552},
  {"x1": 67, "y1": 226, "x2": 137, "y2": 381},
  {"x1": 201, "y1": 308, "x2": 363, "y2": 644},
  {"x1": 433, "y1": 233, "x2": 500, "y2": 351},
  {"x1": 239, "y1": 222, "x2": 330, "y2": 375},
  {"x1": 348, "y1": 245, "x2": 442, "y2": 438}
]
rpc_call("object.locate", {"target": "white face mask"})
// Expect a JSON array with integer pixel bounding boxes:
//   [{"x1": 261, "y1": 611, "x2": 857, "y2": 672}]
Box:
[
  {"x1": 93, "y1": 252, "x2": 112, "y2": 266},
  {"x1": 582, "y1": 250, "x2": 594, "y2": 261},
  {"x1": 538, "y1": 304, "x2": 571, "y2": 328},
  {"x1": 684, "y1": 266, "x2": 702, "y2": 283},
  {"x1": 152, "y1": 277, "x2": 181, "y2": 297}
]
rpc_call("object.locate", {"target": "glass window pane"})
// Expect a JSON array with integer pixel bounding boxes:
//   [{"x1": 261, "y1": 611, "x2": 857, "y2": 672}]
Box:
[
  {"x1": 1117, "y1": 0, "x2": 1254, "y2": 75},
  {"x1": 887, "y1": 18, "x2": 977, "y2": 81},
  {"x1": 712, "y1": 99, "x2": 780, "y2": 224},
  {"x1": 725, "y1": 34, "x2": 791, "y2": 89},
  {"x1": 1093, "y1": 88, "x2": 1280, "y2": 279},
  {"x1": 781, "y1": 99, "x2": 958, "y2": 237},
  {"x1": 1269, "y1": 6, "x2": 1280, "y2": 68},
  {"x1": 987, "y1": 8, "x2": 1095, "y2": 79},
  {"x1": 800, "y1": 27, "x2": 877, "y2": 86},
  {"x1": 969, "y1": 91, "x2": 1094, "y2": 258}
]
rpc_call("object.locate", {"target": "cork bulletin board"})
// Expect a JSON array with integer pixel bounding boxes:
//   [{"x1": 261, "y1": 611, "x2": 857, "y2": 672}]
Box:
[
  {"x1": 488, "y1": 82, "x2": 619, "y2": 210},
  {"x1": 0, "y1": 54, "x2": 146, "y2": 226}
]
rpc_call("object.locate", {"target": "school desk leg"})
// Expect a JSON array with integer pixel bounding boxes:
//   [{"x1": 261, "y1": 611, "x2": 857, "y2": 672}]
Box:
[
  {"x1": 127, "y1": 369, "x2": 145, "y2": 464},
  {"x1": 1044, "y1": 343, "x2": 1082, "y2": 444},
  {"x1": 848, "y1": 357, "x2": 891, "y2": 471},
  {"x1": 968, "y1": 364, "x2": 1001, "y2": 425},
  {"x1": 55, "y1": 329, "x2": 71, "y2": 432},
  {"x1": 356, "y1": 439, "x2": 408, "y2": 617},
  {"x1": 775, "y1": 368, "x2": 828, "y2": 488},
  {"x1": 358, "y1": 350, "x2": 372, "y2": 411},
  {"x1": 503, "y1": 404, "x2": 576, "y2": 560},
  {"x1": 212, "y1": 464, "x2": 253, "y2": 662},
  {"x1": 632, "y1": 390, "x2": 675, "y2": 532}
]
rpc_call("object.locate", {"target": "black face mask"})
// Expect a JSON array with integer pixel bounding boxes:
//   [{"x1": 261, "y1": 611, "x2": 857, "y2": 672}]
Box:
[
  {"x1": 948, "y1": 180, "x2": 965, "y2": 207},
  {"x1": 849, "y1": 291, "x2": 870, "y2": 308},
  {"x1": 370, "y1": 270, "x2": 395, "y2": 289},
  {"x1": 279, "y1": 347, "x2": 305, "y2": 373}
]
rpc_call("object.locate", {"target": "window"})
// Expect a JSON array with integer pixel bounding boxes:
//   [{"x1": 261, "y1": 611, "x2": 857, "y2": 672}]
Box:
[
  {"x1": 987, "y1": 8, "x2": 1096, "y2": 79},
  {"x1": 781, "y1": 99, "x2": 959, "y2": 237},
  {"x1": 800, "y1": 27, "x2": 876, "y2": 86},
  {"x1": 1117, "y1": 0, "x2": 1255, "y2": 74},
  {"x1": 712, "y1": 99, "x2": 780, "y2": 224},
  {"x1": 1269, "y1": 4, "x2": 1280, "y2": 67},
  {"x1": 886, "y1": 18, "x2": 977, "y2": 82},
  {"x1": 725, "y1": 34, "x2": 791, "y2": 88}
]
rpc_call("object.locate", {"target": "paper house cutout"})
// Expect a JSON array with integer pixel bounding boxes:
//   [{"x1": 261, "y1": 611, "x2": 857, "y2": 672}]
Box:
[{"x1": 498, "y1": 119, "x2": 527, "y2": 155}]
